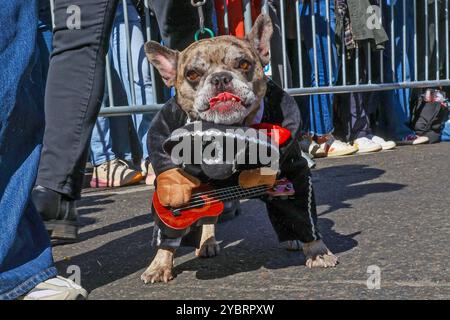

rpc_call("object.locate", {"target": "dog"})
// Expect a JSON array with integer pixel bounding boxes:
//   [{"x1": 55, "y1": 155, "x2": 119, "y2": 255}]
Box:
[{"x1": 141, "y1": 14, "x2": 338, "y2": 284}]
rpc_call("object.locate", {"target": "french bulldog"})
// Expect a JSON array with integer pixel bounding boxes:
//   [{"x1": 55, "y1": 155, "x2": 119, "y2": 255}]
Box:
[{"x1": 141, "y1": 14, "x2": 338, "y2": 284}]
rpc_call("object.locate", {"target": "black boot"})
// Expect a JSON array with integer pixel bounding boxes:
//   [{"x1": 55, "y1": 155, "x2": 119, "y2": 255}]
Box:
[{"x1": 32, "y1": 185, "x2": 79, "y2": 243}]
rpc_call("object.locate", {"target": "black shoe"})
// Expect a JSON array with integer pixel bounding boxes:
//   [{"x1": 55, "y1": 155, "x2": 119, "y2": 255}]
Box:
[{"x1": 32, "y1": 185, "x2": 79, "y2": 243}]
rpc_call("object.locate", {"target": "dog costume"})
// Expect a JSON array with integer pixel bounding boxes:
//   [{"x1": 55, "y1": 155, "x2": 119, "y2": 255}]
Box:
[{"x1": 148, "y1": 80, "x2": 321, "y2": 249}]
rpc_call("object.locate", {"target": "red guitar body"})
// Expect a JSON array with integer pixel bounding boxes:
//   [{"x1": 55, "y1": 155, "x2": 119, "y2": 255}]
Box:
[
  {"x1": 152, "y1": 180, "x2": 295, "y2": 232},
  {"x1": 152, "y1": 187, "x2": 225, "y2": 231}
]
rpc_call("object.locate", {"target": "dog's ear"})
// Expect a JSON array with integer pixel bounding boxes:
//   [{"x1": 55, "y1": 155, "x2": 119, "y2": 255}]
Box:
[
  {"x1": 145, "y1": 41, "x2": 179, "y2": 87},
  {"x1": 246, "y1": 14, "x2": 273, "y2": 66}
]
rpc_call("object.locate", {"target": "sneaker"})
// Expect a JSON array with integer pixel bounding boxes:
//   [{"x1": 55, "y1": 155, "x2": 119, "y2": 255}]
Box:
[
  {"x1": 323, "y1": 138, "x2": 358, "y2": 157},
  {"x1": 141, "y1": 159, "x2": 156, "y2": 186},
  {"x1": 90, "y1": 158, "x2": 143, "y2": 188},
  {"x1": 309, "y1": 140, "x2": 327, "y2": 158},
  {"x1": 32, "y1": 186, "x2": 79, "y2": 243},
  {"x1": 22, "y1": 276, "x2": 88, "y2": 300},
  {"x1": 369, "y1": 135, "x2": 396, "y2": 150},
  {"x1": 353, "y1": 137, "x2": 383, "y2": 154},
  {"x1": 397, "y1": 134, "x2": 429, "y2": 145},
  {"x1": 300, "y1": 136, "x2": 327, "y2": 158}
]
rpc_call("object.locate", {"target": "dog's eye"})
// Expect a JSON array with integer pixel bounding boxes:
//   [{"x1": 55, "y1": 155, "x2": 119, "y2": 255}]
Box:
[
  {"x1": 186, "y1": 70, "x2": 201, "y2": 82},
  {"x1": 238, "y1": 60, "x2": 252, "y2": 71}
]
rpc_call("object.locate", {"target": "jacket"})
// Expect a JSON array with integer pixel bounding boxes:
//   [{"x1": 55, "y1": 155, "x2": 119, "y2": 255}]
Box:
[
  {"x1": 335, "y1": 0, "x2": 388, "y2": 53},
  {"x1": 147, "y1": 81, "x2": 303, "y2": 176}
]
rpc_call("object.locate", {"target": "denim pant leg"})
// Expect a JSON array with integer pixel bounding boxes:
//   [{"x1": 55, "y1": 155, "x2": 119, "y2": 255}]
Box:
[
  {"x1": 0, "y1": 2, "x2": 57, "y2": 300},
  {"x1": 300, "y1": 0, "x2": 337, "y2": 136},
  {"x1": 379, "y1": 0, "x2": 415, "y2": 140},
  {"x1": 110, "y1": 2, "x2": 154, "y2": 161},
  {"x1": 90, "y1": 116, "x2": 116, "y2": 166},
  {"x1": 36, "y1": 0, "x2": 120, "y2": 200}
]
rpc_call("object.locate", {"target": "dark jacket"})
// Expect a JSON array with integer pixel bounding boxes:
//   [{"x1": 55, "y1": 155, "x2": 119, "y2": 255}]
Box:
[
  {"x1": 147, "y1": 81, "x2": 303, "y2": 176},
  {"x1": 335, "y1": 0, "x2": 388, "y2": 52}
]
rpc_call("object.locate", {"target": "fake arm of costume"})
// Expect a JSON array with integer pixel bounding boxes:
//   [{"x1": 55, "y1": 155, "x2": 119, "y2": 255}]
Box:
[{"x1": 148, "y1": 98, "x2": 188, "y2": 176}]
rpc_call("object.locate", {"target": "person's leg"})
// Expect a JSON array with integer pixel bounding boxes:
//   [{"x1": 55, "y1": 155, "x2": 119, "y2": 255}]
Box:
[
  {"x1": 300, "y1": 0, "x2": 335, "y2": 136},
  {"x1": 90, "y1": 117, "x2": 116, "y2": 166},
  {"x1": 1, "y1": 1, "x2": 85, "y2": 300},
  {"x1": 379, "y1": 0, "x2": 428, "y2": 144},
  {"x1": 111, "y1": 2, "x2": 154, "y2": 162},
  {"x1": 149, "y1": 0, "x2": 214, "y2": 51},
  {"x1": 300, "y1": 0, "x2": 357, "y2": 157},
  {"x1": 90, "y1": 93, "x2": 143, "y2": 189},
  {"x1": 36, "y1": 0, "x2": 120, "y2": 199},
  {"x1": 265, "y1": 0, "x2": 293, "y2": 88},
  {"x1": 0, "y1": 1, "x2": 53, "y2": 299}
]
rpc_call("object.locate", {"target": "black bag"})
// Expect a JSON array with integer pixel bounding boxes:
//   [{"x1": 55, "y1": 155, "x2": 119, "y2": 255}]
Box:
[{"x1": 411, "y1": 90, "x2": 449, "y2": 144}]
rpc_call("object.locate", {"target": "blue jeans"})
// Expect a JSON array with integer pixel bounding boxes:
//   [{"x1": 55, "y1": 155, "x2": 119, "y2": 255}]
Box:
[
  {"x1": 378, "y1": 0, "x2": 415, "y2": 140},
  {"x1": 0, "y1": 1, "x2": 57, "y2": 300},
  {"x1": 299, "y1": 0, "x2": 337, "y2": 136},
  {"x1": 91, "y1": 1, "x2": 154, "y2": 166}
]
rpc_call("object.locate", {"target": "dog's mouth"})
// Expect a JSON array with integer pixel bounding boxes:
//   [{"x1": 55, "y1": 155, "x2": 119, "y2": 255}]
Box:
[{"x1": 208, "y1": 92, "x2": 246, "y2": 113}]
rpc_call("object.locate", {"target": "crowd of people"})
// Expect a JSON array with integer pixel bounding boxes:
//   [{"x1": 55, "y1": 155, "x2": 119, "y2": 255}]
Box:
[
  {"x1": 1, "y1": 0, "x2": 449, "y2": 300},
  {"x1": 79, "y1": 0, "x2": 450, "y2": 188}
]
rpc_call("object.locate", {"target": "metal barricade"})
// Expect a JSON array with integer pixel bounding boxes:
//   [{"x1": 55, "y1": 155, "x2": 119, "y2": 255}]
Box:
[{"x1": 48, "y1": 0, "x2": 450, "y2": 117}]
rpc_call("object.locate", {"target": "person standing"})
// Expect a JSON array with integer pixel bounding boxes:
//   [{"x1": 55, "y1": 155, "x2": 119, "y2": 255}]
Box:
[{"x1": 0, "y1": 0, "x2": 87, "y2": 300}]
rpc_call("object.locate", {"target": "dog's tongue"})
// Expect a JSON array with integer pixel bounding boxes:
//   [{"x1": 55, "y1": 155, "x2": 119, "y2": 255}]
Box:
[{"x1": 209, "y1": 92, "x2": 241, "y2": 108}]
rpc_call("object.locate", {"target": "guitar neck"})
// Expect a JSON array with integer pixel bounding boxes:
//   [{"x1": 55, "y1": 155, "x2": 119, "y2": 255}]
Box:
[{"x1": 208, "y1": 185, "x2": 269, "y2": 203}]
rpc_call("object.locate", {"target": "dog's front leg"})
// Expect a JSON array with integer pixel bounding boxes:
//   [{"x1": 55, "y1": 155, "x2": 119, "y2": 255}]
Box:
[
  {"x1": 195, "y1": 224, "x2": 220, "y2": 258},
  {"x1": 141, "y1": 247, "x2": 175, "y2": 284},
  {"x1": 302, "y1": 239, "x2": 339, "y2": 268}
]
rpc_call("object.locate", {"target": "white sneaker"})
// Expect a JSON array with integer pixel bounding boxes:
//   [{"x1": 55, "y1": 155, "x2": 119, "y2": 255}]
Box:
[
  {"x1": 141, "y1": 159, "x2": 156, "y2": 186},
  {"x1": 397, "y1": 134, "x2": 429, "y2": 145},
  {"x1": 91, "y1": 158, "x2": 143, "y2": 188},
  {"x1": 324, "y1": 139, "x2": 358, "y2": 157},
  {"x1": 300, "y1": 137, "x2": 326, "y2": 158},
  {"x1": 369, "y1": 135, "x2": 396, "y2": 150},
  {"x1": 353, "y1": 137, "x2": 383, "y2": 154},
  {"x1": 23, "y1": 276, "x2": 88, "y2": 300}
]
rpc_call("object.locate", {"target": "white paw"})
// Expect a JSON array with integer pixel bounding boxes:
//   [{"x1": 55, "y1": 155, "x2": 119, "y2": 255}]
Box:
[
  {"x1": 141, "y1": 248, "x2": 174, "y2": 284},
  {"x1": 141, "y1": 264, "x2": 173, "y2": 284},
  {"x1": 305, "y1": 252, "x2": 339, "y2": 268},
  {"x1": 303, "y1": 239, "x2": 339, "y2": 268}
]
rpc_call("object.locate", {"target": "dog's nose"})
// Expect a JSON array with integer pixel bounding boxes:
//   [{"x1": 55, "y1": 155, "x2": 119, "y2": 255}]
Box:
[{"x1": 211, "y1": 72, "x2": 233, "y2": 90}]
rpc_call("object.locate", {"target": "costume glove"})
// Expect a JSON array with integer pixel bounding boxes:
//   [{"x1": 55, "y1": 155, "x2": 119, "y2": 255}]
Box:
[
  {"x1": 238, "y1": 168, "x2": 277, "y2": 189},
  {"x1": 156, "y1": 168, "x2": 201, "y2": 207}
]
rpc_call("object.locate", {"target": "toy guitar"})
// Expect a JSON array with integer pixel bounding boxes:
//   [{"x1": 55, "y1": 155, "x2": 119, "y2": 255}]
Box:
[{"x1": 152, "y1": 179, "x2": 295, "y2": 230}]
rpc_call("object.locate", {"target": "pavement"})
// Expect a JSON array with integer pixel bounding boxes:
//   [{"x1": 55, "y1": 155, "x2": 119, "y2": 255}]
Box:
[{"x1": 53, "y1": 143, "x2": 450, "y2": 300}]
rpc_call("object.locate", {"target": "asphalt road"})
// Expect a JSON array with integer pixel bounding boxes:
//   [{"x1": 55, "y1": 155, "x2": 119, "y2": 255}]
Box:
[{"x1": 53, "y1": 143, "x2": 450, "y2": 299}]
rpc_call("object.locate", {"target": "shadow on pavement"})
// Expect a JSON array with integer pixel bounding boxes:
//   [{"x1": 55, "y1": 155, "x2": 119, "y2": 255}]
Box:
[
  {"x1": 57, "y1": 164, "x2": 405, "y2": 289},
  {"x1": 313, "y1": 164, "x2": 406, "y2": 216}
]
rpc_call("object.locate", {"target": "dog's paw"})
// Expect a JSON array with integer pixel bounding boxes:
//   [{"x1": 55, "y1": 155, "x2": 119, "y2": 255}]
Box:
[
  {"x1": 141, "y1": 248, "x2": 174, "y2": 284},
  {"x1": 195, "y1": 237, "x2": 220, "y2": 258},
  {"x1": 303, "y1": 239, "x2": 339, "y2": 268},
  {"x1": 141, "y1": 265, "x2": 173, "y2": 284}
]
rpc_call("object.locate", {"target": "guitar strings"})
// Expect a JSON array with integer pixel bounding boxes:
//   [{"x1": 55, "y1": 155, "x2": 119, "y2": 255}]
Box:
[
  {"x1": 187, "y1": 185, "x2": 251, "y2": 199},
  {"x1": 175, "y1": 188, "x2": 269, "y2": 211},
  {"x1": 174, "y1": 186, "x2": 269, "y2": 211},
  {"x1": 179, "y1": 185, "x2": 268, "y2": 208}
]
